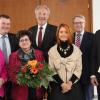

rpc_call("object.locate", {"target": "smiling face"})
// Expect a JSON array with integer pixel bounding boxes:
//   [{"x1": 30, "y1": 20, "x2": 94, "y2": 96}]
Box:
[
  {"x1": 0, "y1": 17, "x2": 11, "y2": 35},
  {"x1": 19, "y1": 35, "x2": 31, "y2": 52},
  {"x1": 73, "y1": 17, "x2": 85, "y2": 33},
  {"x1": 35, "y1": 7, "x2": 50, "y2": 26},
  {"x1": 58, "y1": 27, "x2": 69, "y2": 42}
]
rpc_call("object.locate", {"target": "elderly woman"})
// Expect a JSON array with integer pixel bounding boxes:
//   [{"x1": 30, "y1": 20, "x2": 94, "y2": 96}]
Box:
[
  {"x1": 8, "y1": 30, "x2": 45, "y2": 100},
  {"x1": 0, "y1": 49, "x2": 7, "y2": 100},
  {"x1": 47, "y1": 24, "x2": 83, "y2": 100}
]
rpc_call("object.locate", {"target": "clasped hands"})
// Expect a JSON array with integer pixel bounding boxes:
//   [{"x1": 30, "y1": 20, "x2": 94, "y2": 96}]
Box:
[{"x1": 61, "y1": 81, "x2": 72, "y2": 93}]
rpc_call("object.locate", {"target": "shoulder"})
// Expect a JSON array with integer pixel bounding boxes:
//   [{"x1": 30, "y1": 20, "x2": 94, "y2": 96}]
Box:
[
  {"x1": 10, "y1": 50, "x2": 18, "y2": 58},
  {"x1": 48, "y1": 45, "x2": 57, "y2": 55},
  {"x1": 8, "y1": 33, "x2": 16, "y2": 37},
  {"x1": 28, "y1": 25, "x2": 37, "y2": 31},
  {"x1": 34, "y1": 49, "x2": 43, "y2": 55},
  {"x1": 72, "y1": 44, "x2": 82, "y2": 56},
  {"x1": 85, "y1": 31, "x2": 94, "y2": 36},
  {"x1": 95, "y1": 30, "x2": 100, "y2": 36},
  {"x1": 47, "y1": 24, "x2": 57, "y2": 29}
]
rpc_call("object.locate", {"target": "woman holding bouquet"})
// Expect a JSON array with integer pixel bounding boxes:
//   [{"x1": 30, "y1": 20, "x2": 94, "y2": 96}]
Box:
[
  {"x1": 48, "y1": 24, "x2": 83, "y2": 100},
  {"x1": 8, "y1": 30, "x2": 45, "y2": 100}
]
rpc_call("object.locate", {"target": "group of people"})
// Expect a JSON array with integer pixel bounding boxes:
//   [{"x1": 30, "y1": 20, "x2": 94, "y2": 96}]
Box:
[{"x1": 0, "y1": 4, "x2": 100, "y2": 100}]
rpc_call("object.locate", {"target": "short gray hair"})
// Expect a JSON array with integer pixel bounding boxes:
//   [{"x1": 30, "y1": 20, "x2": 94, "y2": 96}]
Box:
[
  {"x1": 35, "y1": 5, "x2": 50, "y2": 15},
  {"x1": 73, "y1": 15, "x2": 85, "y2": 22}
]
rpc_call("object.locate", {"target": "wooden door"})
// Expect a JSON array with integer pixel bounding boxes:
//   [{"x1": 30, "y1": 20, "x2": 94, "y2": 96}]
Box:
[
  {"x1": 41, "y1": 0, "x2": 92, "y2": 32},
  {"x1": 0, "y1": 0, "x2": 92, "y2": 33}
]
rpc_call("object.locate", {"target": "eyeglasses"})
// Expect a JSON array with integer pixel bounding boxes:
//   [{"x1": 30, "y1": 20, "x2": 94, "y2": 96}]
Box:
[
  {"x1": 73, "y1": 22, "x2": 85, "y2": 25},
  {"x1": 19, "y1": 38, "x2": 30, "y2": 43}
]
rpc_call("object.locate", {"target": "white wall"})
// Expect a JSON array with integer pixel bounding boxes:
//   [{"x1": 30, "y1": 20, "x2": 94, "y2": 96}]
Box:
[{"x1": 92, "y1": 0, "x2": 100, "y2": 33}]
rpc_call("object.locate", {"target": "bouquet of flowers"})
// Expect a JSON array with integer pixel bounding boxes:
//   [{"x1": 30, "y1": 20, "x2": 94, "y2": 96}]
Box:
[{"x1": 17, "y1": 60, "x2": 54, "y2": 89}]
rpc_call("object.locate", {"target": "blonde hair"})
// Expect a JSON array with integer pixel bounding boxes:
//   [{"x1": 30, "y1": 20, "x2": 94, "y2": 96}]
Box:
[
  {"x1": 56, "y1": 23, "x2": 73, "y2": 45},
  {"x1": 35, "y1": 5, "x2": 50, "y2": 15}
]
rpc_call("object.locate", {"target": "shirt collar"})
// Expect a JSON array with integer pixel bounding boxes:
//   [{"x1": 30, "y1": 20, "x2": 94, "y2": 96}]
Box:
[
  {"x1": 0, "y1": 34, "x2": 8, "y2": 38},
  {"x1": 76, "y1": 30, "x2": 84, "y2": 36},
  {"x1": 38, "y1": 22, "x2": 47, "y2": 30}
]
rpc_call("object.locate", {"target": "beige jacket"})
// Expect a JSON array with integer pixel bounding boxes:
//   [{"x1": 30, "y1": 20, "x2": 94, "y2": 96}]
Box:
[{"x1": 48, "y1": 44, "x2": 82, "y2": 83}]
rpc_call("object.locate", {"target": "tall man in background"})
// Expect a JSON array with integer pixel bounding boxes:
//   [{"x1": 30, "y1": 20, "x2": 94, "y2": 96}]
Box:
[
  {"x1": 73, "y1": 15, "x2": 94, "y2": 100},
  {"x1": 28, "y1": 5, "x2": 57, "y2": 100},
  {"x1": 0, "y1": 14, "x2": 18, "y2": 100}
]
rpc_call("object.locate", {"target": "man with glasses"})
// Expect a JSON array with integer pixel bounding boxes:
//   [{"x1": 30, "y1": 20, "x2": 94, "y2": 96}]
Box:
[{"x1": 73, "y1": 15, "x2": 94, "y2": 100}]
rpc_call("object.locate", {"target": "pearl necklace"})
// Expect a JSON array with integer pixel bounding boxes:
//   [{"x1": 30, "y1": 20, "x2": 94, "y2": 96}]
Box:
[{"x1": 59, "y1": 45, "x2": 70, "y2": 55}]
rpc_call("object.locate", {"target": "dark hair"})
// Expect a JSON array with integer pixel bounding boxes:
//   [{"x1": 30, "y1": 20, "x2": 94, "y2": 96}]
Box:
[
  {"x1": 16, "y1": 30, "x2": 32, "y2": 43},
  {"x1": 56, "y1": 23, "x2": 73, "y2": 44},
  {"x1": 0, "y1": 14, "x2": 10, "y2": 19}
]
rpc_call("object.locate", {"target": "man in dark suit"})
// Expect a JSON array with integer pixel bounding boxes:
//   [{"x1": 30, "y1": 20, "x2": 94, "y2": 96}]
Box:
[
  {"x1": 0, "y1": 14, "x2": 18, "y2": 100},
  {"x1": 29, "y1": 5, "x2": 57, "y2": 62},
  {"x1": 91, "y1": 30, "x2": 100, "y2": 100},
  {"x1": 28, "y1": 5, "x2": 57, "y2": 100},
  {"x1": 73, "y1": 15, "x2": 94, "y2": 100}
]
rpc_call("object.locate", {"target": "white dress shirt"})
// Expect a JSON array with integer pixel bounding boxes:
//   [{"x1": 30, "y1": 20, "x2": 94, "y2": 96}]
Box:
[{"x1": 36, "y1": 23, "x2": 47, "y2": 46}]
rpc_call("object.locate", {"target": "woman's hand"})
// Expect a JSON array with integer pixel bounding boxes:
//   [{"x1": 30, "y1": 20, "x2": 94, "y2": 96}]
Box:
[
  {"x1": 0, "y1": 78, "x2": 4, "y2": 88},
  {"x1": 61, "y1": 81, "x2": 72, "y2": 93}
]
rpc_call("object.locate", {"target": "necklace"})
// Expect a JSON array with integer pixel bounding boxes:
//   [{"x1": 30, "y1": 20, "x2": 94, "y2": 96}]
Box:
[{"x1": 59, "y1": 45, "x2": 70, "y2": 55}]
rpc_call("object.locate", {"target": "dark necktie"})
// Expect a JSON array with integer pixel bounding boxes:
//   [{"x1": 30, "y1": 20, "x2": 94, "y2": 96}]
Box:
[
  {"x1": 38, "y1": 27, "x2": 43, "y2": 48},
  {"x1": 2, "y1": 35, "x2": 8, "y2": 63},
  {"x1": 75, "y1": 33, "x2": 81, "y2": 47}
]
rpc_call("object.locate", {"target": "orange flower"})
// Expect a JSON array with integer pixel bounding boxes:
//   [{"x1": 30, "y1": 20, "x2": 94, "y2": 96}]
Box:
[
  {"x1": 28, "y1": 60, "x2": 37, "y2": 67},
  {"x1": 31, "y1": 66, "x2": 38, "y2": 74}
]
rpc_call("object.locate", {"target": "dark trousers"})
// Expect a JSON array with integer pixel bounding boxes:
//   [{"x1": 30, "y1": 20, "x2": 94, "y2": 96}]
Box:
[
  {"x1": 28, "y1": 87, "x2": 45, "y2": 100},
  {"x1": 97, "y1": 79, "x2": 100, "y2": 100},
  {"x1": 5, "y1": 81, "x2": 12, "y2": 100},
  {"x1": 80, "y1": 83, "x2": 94, "y2": 100},
  {"x1": 0, "y1": 97, "x2": 3, "y2": 100}
]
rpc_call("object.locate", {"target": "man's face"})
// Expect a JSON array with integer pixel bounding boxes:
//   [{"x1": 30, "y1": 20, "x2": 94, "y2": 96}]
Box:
[
  {"x1": 73, "y1": 17, "x2": 85, "y2": 33},
  {"x1": 35, "y1": 8, "x2": 49, "y2": 26},
  {"x1": 0, "y1": 18, "x2": 11, "y2": 35}
]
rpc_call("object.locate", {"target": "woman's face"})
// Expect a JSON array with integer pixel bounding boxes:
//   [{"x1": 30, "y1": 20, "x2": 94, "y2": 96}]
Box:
[
  {"x1": 58, "y1": 27, "x2": 69, "y2": 42},
  {"x1": 19, "y1": 35, "x2": 31, "y2": 51}
]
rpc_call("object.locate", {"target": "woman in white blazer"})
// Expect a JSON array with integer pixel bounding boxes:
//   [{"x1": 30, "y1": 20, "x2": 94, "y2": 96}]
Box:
[{"x1": 47, "y1": 23, "x2": 83, "y2": 100}]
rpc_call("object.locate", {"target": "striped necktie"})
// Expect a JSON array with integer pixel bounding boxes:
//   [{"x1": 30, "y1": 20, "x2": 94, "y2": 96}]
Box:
[
  {"x1": 75, "y1": 33, "x2": 81, "y2": 47},
  {"x1": 2, "y1": 35, "x2": 8, "y2": 63}
]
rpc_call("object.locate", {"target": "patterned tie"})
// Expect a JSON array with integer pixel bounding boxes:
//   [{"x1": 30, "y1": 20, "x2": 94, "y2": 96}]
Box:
[
  {"x1": 38, "y1": 27, "x2": 43, "y2": 48},
  {"x1": 75, "y1": 33, "x2": 81, "y2": 48},
  {"x1": 2, "y1": 35, "x2": 8, "y2": 63}
]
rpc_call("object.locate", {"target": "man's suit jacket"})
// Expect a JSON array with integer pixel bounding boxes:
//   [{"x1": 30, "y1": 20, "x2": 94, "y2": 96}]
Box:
[
  {"x1": 91, "y1": 30, "x2": 100, "y2": 79},
  {"x1": 73, "y1": 32, "x2": 94, "y2": 84},
  {"x1": 28, "y1": 23, "x2": 57, "y2": 62},
  {"x1": 8, "y1": 33, "x2": 19, "y2": 52}
]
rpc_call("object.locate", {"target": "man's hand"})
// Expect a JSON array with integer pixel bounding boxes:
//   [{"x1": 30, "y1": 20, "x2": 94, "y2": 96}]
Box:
[{"x1": 91, "y1": 77, "x2": 98, "y2": 86}]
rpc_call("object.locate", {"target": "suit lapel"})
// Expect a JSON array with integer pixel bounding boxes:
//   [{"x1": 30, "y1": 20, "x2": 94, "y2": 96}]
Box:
[
  {"x1": 80, "y1": 32, "x2": 87, "y2": 49},
  {"x1": 33, "y1": 26, "x2": 38, "y2": 47},
  {"x1": 41, "y1": 24, "x2": 50, "y2": 48}
]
